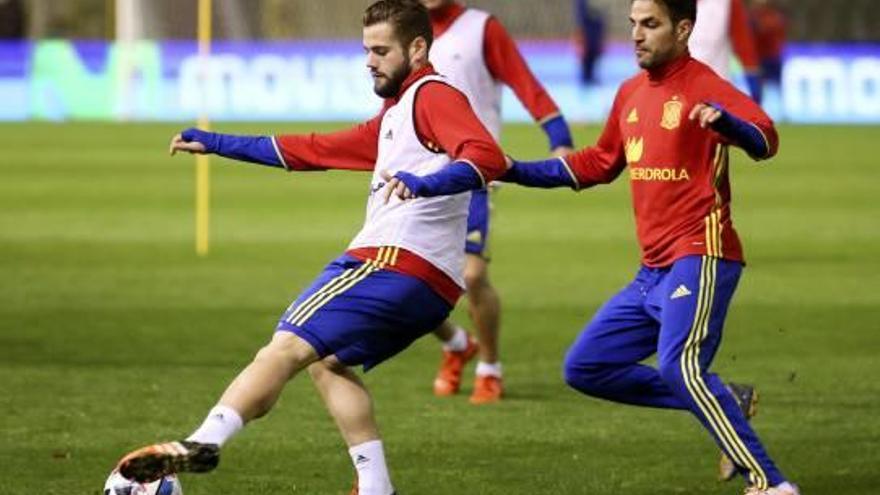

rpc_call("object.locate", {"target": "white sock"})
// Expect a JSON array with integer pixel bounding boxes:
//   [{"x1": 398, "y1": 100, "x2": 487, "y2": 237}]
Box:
[
  {"x1": 442, "y1": 327, "x2": 469, "y2": 352},
  {"x1": 775, "y1": 482, "x2": 799, "y2": 494},
  {"x1": 475, "y1": 361, "x2": 502, "y2": 378},
  {"x1": 349, "y1": 440, "x2": 394, "y2": 495},
  {"x1": 186, "y1": 405, "x2": 243, "y2": 447}
]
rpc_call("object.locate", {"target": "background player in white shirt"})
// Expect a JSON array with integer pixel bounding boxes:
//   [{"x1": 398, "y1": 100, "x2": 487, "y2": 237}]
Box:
[
  {"x1": 690, "y1": 0, "x2": 764, "y2": 102},
  {"x1": 422, "y1": 0, "x2": 575, "y2": 404}
]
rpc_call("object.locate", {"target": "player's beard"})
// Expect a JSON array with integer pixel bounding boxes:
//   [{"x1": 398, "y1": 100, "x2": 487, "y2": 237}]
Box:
[
  {"x1": 636, "y1": 33, "x2": 684, "y2": 70},
  {"x1": 373, "y1": 54, "x2": 411, "y2": 99}
]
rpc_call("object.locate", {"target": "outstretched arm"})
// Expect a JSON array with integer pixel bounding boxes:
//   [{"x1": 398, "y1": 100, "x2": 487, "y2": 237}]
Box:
[
  {"x1": 483, "y1": 16, "x2": 574, "y2": 153},
  {"x1": 169, "y1": 128, "x2": 284, "y2": 168},
  {"x1": 500, "y1": 156, "x2": 579, "y2": 189},
  {"x1": 169, "y1": 115, "x2": 384, "y2": 172},
  {"x1": 500, "y1": 81, "x2": 633, "y2": 190}
]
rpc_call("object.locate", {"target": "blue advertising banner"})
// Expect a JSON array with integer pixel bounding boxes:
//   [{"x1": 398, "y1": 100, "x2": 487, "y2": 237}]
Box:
[{"x1": 1, "y1": 40, "x2": 878, "y2": 123}]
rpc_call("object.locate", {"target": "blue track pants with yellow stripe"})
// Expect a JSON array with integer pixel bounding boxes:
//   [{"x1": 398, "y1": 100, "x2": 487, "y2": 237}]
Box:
[{"x1": 563, "y1": 255, "x2": 785, "y2": 488}]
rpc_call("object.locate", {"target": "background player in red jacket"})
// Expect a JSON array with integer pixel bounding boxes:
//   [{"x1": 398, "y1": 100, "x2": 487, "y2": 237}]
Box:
[
  {"x1": 442, "y1": 0, "x2": 798, "y2": 493},
  {"x1": 422, "y1": 0, "x2": 575, "y2": 404},
  {"x1": 750, "y1": 0, "x2": 787, "y2": 87}
]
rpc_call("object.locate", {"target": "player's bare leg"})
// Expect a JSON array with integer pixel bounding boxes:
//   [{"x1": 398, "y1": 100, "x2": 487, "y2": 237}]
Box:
[
  {"x1": 462, "y1": 254, "x2": 503, "y2": 404},
  {"x1": 219, "y1": 331, "x2": 321, "y2": 420},
  {"x1": 309, "y1": 357, "x2": 394, "y2": 495},
  {"x1": 118, "y1": 332, "x2": 320, "y2": 482}
]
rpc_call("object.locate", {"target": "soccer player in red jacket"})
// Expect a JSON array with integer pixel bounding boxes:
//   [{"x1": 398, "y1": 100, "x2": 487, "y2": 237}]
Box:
[
  {"x1": 422, "y1": 0, "x2": 575, "y2": 404},
  {"x1": 114, "y1": 2, "x2": 505, "y2": 494},
  {"x1": 468, "y1": 0, "x2": 799, "y2": 493}
]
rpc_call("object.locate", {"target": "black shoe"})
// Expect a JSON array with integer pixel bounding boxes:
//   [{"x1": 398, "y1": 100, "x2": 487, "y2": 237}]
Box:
[
  {"x1": 718, "y1": 383, "x2": 759, "y2": 481},
  {"x1": 118, "y1": 440, "x2": 220, "y2": 483}
]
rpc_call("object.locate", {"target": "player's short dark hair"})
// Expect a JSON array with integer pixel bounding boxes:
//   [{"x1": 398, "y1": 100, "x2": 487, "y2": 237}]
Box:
[
  {"x1": 363, "y1": 0, "x2": 433, "y2": 50},
  {"x1": 640, "y1": 0, "x2": 697, "y2": 26}
]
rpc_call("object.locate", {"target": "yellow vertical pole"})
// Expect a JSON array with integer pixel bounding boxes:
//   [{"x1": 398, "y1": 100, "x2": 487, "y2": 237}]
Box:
[
  {"x1": 105, "y1": 0, "x2": 114, "y2": 40},
  {"x1": 195, "y1": 0, "x2": 212, "y2": 256}
]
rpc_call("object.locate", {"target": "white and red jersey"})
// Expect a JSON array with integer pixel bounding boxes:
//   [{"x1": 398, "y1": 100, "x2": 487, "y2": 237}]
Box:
[
  {"x1": 272, "y1": 65, "x2": 505, "y2": 303},
  {"x1": 428, "y1": 2, "x2": 563, "y2": 136},
  {"x1": 348, "y1": 74, "x2": 474, "y2": 289},
  {"x1": 690, "y1": 0, "x2": 760, "y2": 80}
]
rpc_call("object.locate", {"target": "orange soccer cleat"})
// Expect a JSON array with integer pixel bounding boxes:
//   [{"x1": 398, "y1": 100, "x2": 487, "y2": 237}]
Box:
[
  {"x1": 469, "y1": 374, "x2": 504, "y2": 405},
  {"x1": 432, "y1": 335, "x2": 479, "y2": 396},
  {"x1": 117, "y1": 440, "x2": 219, "y2": 483}
]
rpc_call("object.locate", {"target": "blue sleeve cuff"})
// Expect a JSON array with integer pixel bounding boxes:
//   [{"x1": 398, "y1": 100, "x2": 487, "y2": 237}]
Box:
[
  {"x1": 181, "y1": 128, "x2": 284, "y2": 168},
  {"x1": 541, "y1": 115, "x2": 574, "y2": 150},
  {"x1": 707, "y1": 104, "x2": 769, "y2": 159},
  {"x1": 501, "y1": 157, "x2": 578, "y2": 189},
  {"x1": 393, "y1": 161, "x2": 484, "y2": 197}
]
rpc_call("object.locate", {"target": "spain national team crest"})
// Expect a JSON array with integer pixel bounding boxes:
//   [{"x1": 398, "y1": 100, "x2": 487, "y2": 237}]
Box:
[{"x1": 661, "y1": 98, "x2": 683, "y2": 130}]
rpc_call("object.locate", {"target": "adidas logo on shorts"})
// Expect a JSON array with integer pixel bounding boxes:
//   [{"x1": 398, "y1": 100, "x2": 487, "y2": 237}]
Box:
[{"x1": 670, "y1": 284, "x2": 692, "y2": 300}]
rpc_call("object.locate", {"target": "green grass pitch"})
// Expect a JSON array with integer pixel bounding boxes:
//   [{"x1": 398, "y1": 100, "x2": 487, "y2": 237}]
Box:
[{"x1": 1, "y1": 122, "x2": 878, "y2": 494}]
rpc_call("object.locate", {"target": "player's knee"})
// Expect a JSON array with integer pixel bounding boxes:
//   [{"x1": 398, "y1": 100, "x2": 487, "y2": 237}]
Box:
[
  {"x1": 562, "y1": 358, "x2": 604, "y2": 396},
  {"x1": 307, "y1": 355, "x2": 346, "y2": 380},
  {"x1": 658, "y1": 361, "x2": 686, "y2": 389},
  {"x1": 255, "y1": 332, "x2": 318, "y2": 372},
  {"x1": 463, "y1": 265, "x2": 489, "y2": 293}
]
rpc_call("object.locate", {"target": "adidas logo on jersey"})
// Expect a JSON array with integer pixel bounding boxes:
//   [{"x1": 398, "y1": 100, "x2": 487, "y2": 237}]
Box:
[
  {"x1": 670, "y1": 284, "x2": 692, "y2": 300},
  {"x1": 384, "y1": 129, "x2": 393, "y2": 140},
  {"x1": 627, "y1": 108, "x2": 639, "y2": 124}
]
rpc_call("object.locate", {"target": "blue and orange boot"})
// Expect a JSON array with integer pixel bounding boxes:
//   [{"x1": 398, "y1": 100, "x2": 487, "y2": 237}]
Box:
[{"x1": 118, "y1": 440, "x2": 220, "y2": 483}]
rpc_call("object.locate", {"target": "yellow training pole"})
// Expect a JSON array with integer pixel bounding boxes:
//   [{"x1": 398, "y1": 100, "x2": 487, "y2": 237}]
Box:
[{"x1": 195, "y1": 0, "x2": 212, "y2": 256}]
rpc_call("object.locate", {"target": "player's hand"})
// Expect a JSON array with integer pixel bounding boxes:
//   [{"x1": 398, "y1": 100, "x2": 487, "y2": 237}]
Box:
[
  {"x1": 688, "y1": 103, "x2": 723, "y2": 129},
  {"x1": 380, "y1": 170, "x2": 417, "y2": 204},
  {"x1": 550, "y1": 146, "x2": 574, "y2": 158},
  {"x1": 169, "y1": 133, "x2": 207, "y2": 156}
]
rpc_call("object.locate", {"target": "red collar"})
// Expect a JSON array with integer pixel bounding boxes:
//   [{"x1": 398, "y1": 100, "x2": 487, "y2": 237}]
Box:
[
  {"x1": 430, "y1": 2, "x2": 466, "y2": 37},
  {"x1": 647, "y1": 53, "x2": 692, "y2": 84},
  {"x1": 388, "y1": 64, "x2": 438, "y2": 103}
]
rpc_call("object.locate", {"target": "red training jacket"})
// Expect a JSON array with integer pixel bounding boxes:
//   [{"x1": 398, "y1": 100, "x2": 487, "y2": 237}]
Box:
[{"x1": 563, "y1": 54, "x2": 778, "y2": 267}]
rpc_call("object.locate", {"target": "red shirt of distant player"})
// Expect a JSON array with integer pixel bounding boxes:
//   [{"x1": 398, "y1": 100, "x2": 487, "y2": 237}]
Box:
[{"x1": 563, "y1": 55, "x2": 778, "y2": 267}]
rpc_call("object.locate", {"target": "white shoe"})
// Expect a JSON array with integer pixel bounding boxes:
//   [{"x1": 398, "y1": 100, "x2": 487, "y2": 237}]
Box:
[{"x1": 744, "y1": 482, "x2": 800, "y2": 495}]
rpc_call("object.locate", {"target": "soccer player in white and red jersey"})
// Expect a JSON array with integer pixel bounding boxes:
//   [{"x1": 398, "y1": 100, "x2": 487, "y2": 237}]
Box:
[
  {"x1": 690, "y1": 0, "x2": 764, "y2": 102},
  {"x1": 422, "y1": 0, "x2": 575, "y2": 405},
  {"x1": 113, "y1": 2, "x2": 504, "y2": 494}
]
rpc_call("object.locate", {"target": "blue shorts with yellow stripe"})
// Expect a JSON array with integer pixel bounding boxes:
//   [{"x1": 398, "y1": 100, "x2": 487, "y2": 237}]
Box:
[
  {"x1": 562, "y1": 255, "x2": 786, "y2": 489},
  {"x1": 465, "y1": 188, "x2": 490, "y2": 258},
  {"x1": 276, "y1": 251, "x2": 451, "y2": 371}
]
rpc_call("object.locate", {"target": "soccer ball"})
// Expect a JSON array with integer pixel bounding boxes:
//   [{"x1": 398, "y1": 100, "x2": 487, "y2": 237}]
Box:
[{"x1": 103, "y1": 470, "x2": 182, "y2": 495}]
